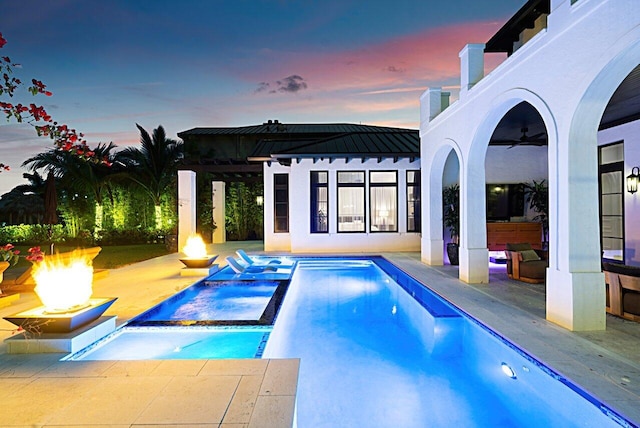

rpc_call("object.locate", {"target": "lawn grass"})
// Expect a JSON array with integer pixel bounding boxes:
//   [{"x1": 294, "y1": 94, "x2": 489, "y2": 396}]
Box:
[{"x1": 10, "y1": 244, "x2": 171, "y2": 270}]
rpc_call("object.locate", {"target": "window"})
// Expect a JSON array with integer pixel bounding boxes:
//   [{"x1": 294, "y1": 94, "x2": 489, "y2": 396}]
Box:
[
  {"x1": 274, "y1": 174, "x2": 289, "y2": 233},
  {"x1": 310, "y1": 171, "x2": 328, "y2": 233},
  {"x1": 599, "y1": 142, "x2": 624, "y2": 262},
  {"x1": 370, "y1": 171, "x2": 397, "y2": 232},
  {"x1": 337, "y1": 171, "x2": 365, "y2": 232},
  {"x1": 407, "y1": 170, "x2": 421, "y2": 232}
]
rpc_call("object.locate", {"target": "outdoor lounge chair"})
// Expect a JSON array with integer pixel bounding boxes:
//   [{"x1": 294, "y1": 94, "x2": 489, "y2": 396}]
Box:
[
  {"x1": 236, "y1": 249, "x2": 282, "y2": 266},
  {"x1": 225, "y1": 256, "x2": 278, "y2": 274},
  {"x1": 505, "y1": 242, "x2": 548, "y2": 284}
]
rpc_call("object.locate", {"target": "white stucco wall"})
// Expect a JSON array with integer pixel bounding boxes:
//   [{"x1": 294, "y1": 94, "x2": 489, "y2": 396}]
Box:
[
  {"x1": 263, "y1": 158, "x2": 421, "y2": 253},
  {"x1": 420, "y1": 0, "x2": 640, "y2": 330}
]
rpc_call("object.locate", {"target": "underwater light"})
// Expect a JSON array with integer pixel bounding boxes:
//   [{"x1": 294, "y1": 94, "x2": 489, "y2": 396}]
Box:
[{"x1": 501, "y1": 362, "x2": 517, "y2": 379}]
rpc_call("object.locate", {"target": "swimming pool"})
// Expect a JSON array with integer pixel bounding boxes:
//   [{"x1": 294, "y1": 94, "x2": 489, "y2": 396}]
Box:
[
  {"x1": 67, "y1": 256, "x2": 635, "y2": 427},
  {"x1": 263, "y1": 258, "x2": 632, "y2": 428}
]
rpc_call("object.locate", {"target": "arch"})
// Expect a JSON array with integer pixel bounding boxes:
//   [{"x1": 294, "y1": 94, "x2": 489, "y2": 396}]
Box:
[
  {"x1": 459, "y1": 90, "x2": 556, "y2": 283},
  {"x1": 566, "y1": 36, "x2": 640, "y2": 272},
  {"x1": 421, "y1": 139, "x2": 462, "y2": 265}
]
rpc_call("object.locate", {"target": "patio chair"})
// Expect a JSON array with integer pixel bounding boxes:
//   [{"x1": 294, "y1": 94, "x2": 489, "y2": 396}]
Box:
[
  {"x1": 505, "y1": 243, "x2": 547, "y2": 284},
  {"x1": 236, "y1": 249, "x2": 282, "y2": 266},
  {"x1": 225, "y1": 256, "x2": 278, "y2": 274}
]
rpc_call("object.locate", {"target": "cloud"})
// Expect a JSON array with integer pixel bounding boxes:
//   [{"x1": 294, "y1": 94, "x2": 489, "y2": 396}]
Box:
[
  {"x1": 254, "y1": 82, "x2": 271, "y2": 93},
  {"x1": 255, "y1": 74, "x2": 309, "y2": 95},
  {"x1": 386, "y1": 66, "x2": 405, "y2": 73},
  {"x1": 276, "y1": 75, "x2": 308, "y2": 93}
]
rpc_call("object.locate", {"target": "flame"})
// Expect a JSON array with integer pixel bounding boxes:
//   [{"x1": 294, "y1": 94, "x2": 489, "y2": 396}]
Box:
[
  {"x1": 182, "y1": 234, "x2": 208, "y2": 258},
  {"x1": 33, "y1": 251, "x2": 94, "y2": 312}
]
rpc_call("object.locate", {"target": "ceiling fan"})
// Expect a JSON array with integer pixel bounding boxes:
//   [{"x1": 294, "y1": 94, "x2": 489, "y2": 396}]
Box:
[{"x1": 492, "y1": 127, "x2": 547, "y2": 148}]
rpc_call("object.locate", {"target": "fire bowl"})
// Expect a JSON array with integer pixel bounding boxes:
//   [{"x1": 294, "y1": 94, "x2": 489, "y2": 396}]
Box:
[
  {"x1": 3, "y1": 297, "x2": 117, "y2": 334},
  {"x1": 179, "y1": 255, "x2": 218, "y2": 269}
]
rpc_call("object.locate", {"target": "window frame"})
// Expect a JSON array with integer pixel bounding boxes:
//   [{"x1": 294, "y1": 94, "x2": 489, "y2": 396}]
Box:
[
  {"x1": 273, "y1": 173, "x2": 289, "y2": 233},
  {"x1": 369, "y1": 170, "x2": 398, "y2": 233},
  {"x1": 310, "y1": 171, "x2": 329, "y2": 234},
  {"x1": 337, "y1": 170, "x2": 366, "y2": 233},
  {"x1": 598, "y1": 141, "x2": 625, "y2": 263},
  {"x1": 406, "y1": 170, "x2": 421, "y2": 233}
]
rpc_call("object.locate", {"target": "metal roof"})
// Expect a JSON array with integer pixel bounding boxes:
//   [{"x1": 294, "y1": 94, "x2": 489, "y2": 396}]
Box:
[
  {"x1": 178, "y1": 121, "x2": 416, "y2": 138},
  {"x1": 248, "y1": 130, "x2": 419, "y2": 162}
]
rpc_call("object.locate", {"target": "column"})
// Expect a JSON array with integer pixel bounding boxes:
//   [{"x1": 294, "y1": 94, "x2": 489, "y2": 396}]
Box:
[
  {"x1": 212, "y1": 181, "x2": 226, "y2": 244},
  {"x1": 178, "y1": 170, "x2": 196, "y2": 252}
]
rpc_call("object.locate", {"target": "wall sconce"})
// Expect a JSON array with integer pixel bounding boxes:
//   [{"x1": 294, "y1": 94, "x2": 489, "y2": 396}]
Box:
[
  {"x1": 627, "y1": 167, "x2": 639, "y2": 194},
  {"x1": 256, "y1": 195, "x2": 264, "y2": 206}
]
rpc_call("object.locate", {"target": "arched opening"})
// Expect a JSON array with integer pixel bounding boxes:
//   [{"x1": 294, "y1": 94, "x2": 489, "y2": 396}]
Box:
[
  {"x1": 486, "y1": 102, "x2": 549, "y2": 281},
  {"x1": 421, "y1": 142, "x2": 461, "y2": 267},
  {"x1": 598, "y1": 64, "x2": 640, "y2": 267},
  {"x1": 594, "y1": 64, "x2": 640, "y2": 323}
]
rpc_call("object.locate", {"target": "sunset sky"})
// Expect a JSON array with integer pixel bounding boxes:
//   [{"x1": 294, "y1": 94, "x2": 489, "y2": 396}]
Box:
[{"x1": 0, "y1": 0, "x2": 524, "y2": 195}]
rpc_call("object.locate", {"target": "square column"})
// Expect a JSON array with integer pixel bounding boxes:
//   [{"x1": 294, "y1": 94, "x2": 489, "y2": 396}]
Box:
[
  {"x1": 546, "y1": 269, "x2": 606, "y2": 331},
  {"x1": 459, "y1": 247, "x2": 489, "y2": 284},
  {"x1": 212, "y1": 181, "x2": 226, "y2": 244},
  {"x1": 459, "y1": 44, "x2": 485, "y2": 99},
  {"x1": 178, "y1": 170, "x2": 197, "y2": 252}
]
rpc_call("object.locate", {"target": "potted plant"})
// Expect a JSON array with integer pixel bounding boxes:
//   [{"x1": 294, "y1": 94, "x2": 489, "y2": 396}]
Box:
[
  {"x1": 443, "y1": 184, "x2": 460, "y2": 265},
  {"x1": 522, "y1": 179, "x2": 549, "y2": 249}
]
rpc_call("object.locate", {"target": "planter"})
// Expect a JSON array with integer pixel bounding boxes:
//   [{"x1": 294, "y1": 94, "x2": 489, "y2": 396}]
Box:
[
  {"x1": 446, "y1": 243, "x2": 459, "y2": 266},
  {"x1": 0, "y1": 261, "x2": 9, "y2": 284}
]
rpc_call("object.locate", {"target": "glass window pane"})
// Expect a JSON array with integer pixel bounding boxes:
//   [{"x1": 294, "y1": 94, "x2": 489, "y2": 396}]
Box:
[
  {"x1": 312, "y1": 171, "x2": 328, "y2": 184},
  {"x1": 370, "y1": 186, "x2": 397, "y2": 232},
  {"x1": 602, "y1": 237, "x2": 623, "y2": 251},
  {"x1": 407, "y1": 170, "x2": 418, "y2": 184},
  {"x1": 600, "y1": 143, "x2": 623, "y2": 165},
  {"x1": 370, "y1": 171, "x2": 396, "y2": 183},
  {"x1": 601, "y1": 194, "x2": 622, "y2": 215},
  {"x1": 601, "y1": 171, "x2": 622, "y2": 194},
  {"x1": 601, "y1": 216, "x2": 623, "y2": 238},
  {"x1": 338, "y1": 187, "x2": 364, "y2": 232},
  {"x1": 338, "y1": 172, "x2": 364, "y2": 184}
]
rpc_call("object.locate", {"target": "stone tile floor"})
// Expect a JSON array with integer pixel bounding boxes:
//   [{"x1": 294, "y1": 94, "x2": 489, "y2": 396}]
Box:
[
  {"x1": 0, "y1": 241, "x2": 297, "y2": 428},
  {"x1": 1, "y1": 242, "x2": 639, "y2": 426}
]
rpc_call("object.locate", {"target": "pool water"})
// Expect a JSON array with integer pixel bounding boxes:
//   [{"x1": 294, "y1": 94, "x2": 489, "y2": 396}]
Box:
[
  {"x1": 67, "y1": 256, "x2": 634, "y2": 427},
  {"x1": 263, "y1": 258, "x2": 627, "y2": 428},
  {"x1": 70, "y1": 326, "x2": 271, "y2": 360},
  {"x1": 129, "y1": 280, "x2": 287, "y2": 325}
]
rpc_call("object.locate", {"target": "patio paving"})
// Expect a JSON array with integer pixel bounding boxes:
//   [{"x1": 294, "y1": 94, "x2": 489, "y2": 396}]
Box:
[{"x1": 0, "y1": 242, "x2": 639, "y2": 426}]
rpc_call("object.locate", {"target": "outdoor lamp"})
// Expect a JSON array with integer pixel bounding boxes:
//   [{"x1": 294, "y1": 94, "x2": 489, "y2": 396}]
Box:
[{"x1": 627, "y1": 167, "x2": 639, "y2": 194}]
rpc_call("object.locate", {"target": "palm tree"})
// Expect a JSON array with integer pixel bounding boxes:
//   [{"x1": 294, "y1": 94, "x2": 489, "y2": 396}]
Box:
[
  {"x1": 22, "y1": 143, "x2": 123, "y2": 235},
  {"x1": 0, "y1": 171, "x2": 47, "y2": 224},
  {"x1": 120, "y1": 124, "x2": 183, "y2": 230}
]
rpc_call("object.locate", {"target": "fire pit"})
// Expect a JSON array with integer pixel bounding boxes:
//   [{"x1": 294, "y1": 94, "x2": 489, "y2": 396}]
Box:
[
  {"x1": 4, "y1": 297, "x2": 116, "y2": 334},
  {"x1": 179, "y1": 234, "x2": 218, "y2": 273},
  {"x1": 3, "y1": 249, "x2": 117, "y2": 334}
]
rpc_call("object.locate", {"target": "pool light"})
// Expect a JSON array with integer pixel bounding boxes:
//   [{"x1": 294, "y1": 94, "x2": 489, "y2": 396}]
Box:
[{"x1": 501, "y1": 362, "x2": 517, "y2": 379}]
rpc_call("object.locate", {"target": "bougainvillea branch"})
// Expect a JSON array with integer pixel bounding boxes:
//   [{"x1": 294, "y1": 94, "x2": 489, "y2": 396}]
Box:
[{"x1": 0, "y1": 32, "x2": 108, "y2": 170}]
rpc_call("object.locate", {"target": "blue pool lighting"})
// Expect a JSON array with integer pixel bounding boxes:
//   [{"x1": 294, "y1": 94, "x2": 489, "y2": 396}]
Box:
[{"x1": 501, "y1": 362, "x2": 517, "y2": 379}]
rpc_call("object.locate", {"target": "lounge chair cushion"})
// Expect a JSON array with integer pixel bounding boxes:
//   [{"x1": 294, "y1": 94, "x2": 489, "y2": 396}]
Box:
[
  {"x1": 623, "y1": 290, "x2": 640, "y2": 316},
  {"x1": 520, "y1": 249, "x2": 541, "y2": 261}
]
